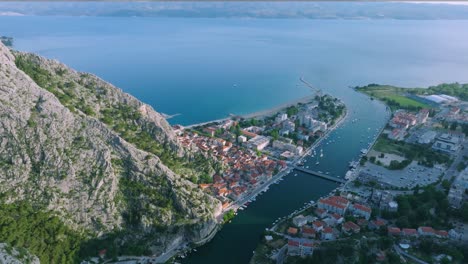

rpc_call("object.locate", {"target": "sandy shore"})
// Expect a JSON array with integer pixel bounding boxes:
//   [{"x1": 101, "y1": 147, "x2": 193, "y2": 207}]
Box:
[{"x1": 184, "y1": 94, "x2": 316, "y2": 128}]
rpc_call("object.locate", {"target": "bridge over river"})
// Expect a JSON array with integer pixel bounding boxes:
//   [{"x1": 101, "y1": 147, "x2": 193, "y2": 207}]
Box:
[{"x1": 293, "y1": 167, "x2": 346, "y2": 184}]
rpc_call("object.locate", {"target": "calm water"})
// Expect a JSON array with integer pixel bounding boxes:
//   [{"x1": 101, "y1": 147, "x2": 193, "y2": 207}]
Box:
[
  {"x1": 2, "y1": 17, "x2": 468, "y2": 125},
  {"x1": 2, "y1": 16, "x2": 468, "y2": 263}
]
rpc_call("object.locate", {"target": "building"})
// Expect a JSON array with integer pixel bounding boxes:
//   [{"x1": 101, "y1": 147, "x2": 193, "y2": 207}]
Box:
[
  {"x1": 388, "y1": 128, "x2": 407, "y2": 141},
  {"x1": 418, "y1": 226, "x2": 435, "y2": 236},
  {"x1": 287, "y1": 239, "x2": 315, "y2": 257},
  {"x1": 448, "y1": 187, "x2": 464, "y2": 209},
  {"x1": 342, "y1": 221, "x2": 360, "y2": 235},
  {"x1": 369, "y1": 219, "x2": 387, "y2": 230},
  {"x1": 432, "y1": 133, "x2": 463, "y2": 153},
  {"x1": 247, "y1": 135, "x2": 270, "y2": 150},
  {"x1": 293, "y1": 215, "x2": 310, "y2": 227},
  {"x1": 301, "y1": 226, "x2": 316, "y2": 239},
  {"x1": 317, "y1": 196, "x2": 350, "y2": 215},
  {"x1": 299, "y1": 113, "x2": 327, "y2": 132},
  {"x1": 449, "y1": 229, "x2": 463, "y2": 240},
  {"x1": 312, "y1": 221, "x2": 324, "y2": 232},
  {"x1": 273, "y1": 140, "x2": 303, "y2": 155},
  {"x1": 331, "y1": 213, "x2": 344, "y2": 225},
  {"x1": 282, "y1": 120, "x2": 296, "y2": 132},
  {"x1": 237, "y1": 135, "x2": 247, "y2": 143},
  {"x1": 435, "y1": 230, "x2": 448, "y2": 239},
  {"x1": 390, "y1": 111, "x2": 417, "y2": 128},
  {"x1": 276, "y1": 113, "x2": 288, "y2": 123},
  {"x1": 349, "y1": 203, "x2": 372, "y2": 220},
  {"x1": 315, "y1": 208, "x2": 327, "y2": 218},
  {"x1": 288, "y1": 227, "x2": 299, "y2": 236},
  {"x1": 417, "y1": 130, "x2": 437, "y2": 144},
  {"x1": 402, "y1": 228, "x2": 418, "y2": 237},
  {"x1": 321, "y1": 227, "x2": 335, "y2": 240},
  {"x1": 203, "y1": 127, "x2": 217, "y2": 137},
  {"x1": 387, "y1": 201, "x2": 399, "y2": 212},
  {"x1": 387, "y1": 227, "x2": 401, "y2": 236},
  {"x1": 417, "y1": 109, "x2": 430, "y2": 124}
]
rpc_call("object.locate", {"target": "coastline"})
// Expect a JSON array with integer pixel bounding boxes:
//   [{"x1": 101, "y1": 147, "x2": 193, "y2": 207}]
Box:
[{"x1": 184, "y1": 94, "x2": 317, "y2": 129}]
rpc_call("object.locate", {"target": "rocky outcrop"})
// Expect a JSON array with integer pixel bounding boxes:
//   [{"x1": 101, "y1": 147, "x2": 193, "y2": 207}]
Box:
[
  {"x1": 0, "y1": 243, "x2": 39, "y2": 264},
  {"x1": 0, "y1": 42, "x2": 221, "y2": 255}
]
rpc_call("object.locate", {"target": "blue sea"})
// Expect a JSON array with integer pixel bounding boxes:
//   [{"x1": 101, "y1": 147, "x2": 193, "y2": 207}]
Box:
[{"x1": 2, "y1": 17, "x2": 468, "y2": 125}]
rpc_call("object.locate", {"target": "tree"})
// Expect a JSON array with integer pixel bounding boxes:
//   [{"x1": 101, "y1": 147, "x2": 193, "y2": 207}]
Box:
[
  {"x1": 462, "y1": 203, "x2": 468, "y2": 221},
  {"x1": 270, "y1": 129, "x2": 279, "y2": 141},
  {"x1": 450, "y1": 122, "x2": 458, "y2": 131},
  {"x1": 441, "y1": 180, "x2": 451, "y2": 192}
]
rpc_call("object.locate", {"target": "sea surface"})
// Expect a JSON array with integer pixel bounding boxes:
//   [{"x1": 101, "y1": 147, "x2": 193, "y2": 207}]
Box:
[
  {"x1": 1, "y1": 16, "x2": 468, "y2": 263},
  {"x1": 2, "y1": 17, "x2": 468, "y2": 125}
]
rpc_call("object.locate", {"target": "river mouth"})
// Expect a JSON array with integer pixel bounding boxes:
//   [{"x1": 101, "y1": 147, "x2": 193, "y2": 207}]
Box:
[{"x1": 182, "y1": 92, "x2": 389, "y2": 264}]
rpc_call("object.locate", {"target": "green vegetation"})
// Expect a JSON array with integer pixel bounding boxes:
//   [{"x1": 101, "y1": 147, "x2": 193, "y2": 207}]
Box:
[
  {"x1": 356, "y1": 84, "x2": 431, "y2": 111},
  {"x1": 357, "y1": 82, "x2": 468, "y2": 109},
  {"x1": 421, "y1": 83, "x2": 468, "y2": 101},
  {"x1": 317, "y1": 95, "x2": 346, "y2": 123},
  {"x1": 223, "y1": 209, "x2": 236, "y2": 224},
  {"x1": 0, "y1": 201, "x2": 83, "y2": 263},
  {"x1": 374, "y1": 135, "x2": 450, "y2": 168},
  {"x1": 387, "y1": 186, "x2": 451, "y2": 229}
]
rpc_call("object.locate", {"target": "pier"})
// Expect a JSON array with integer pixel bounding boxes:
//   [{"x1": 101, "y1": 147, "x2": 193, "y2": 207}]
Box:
[{"x1": 293, "y1": 167, "x2": 346, "y2": 184}]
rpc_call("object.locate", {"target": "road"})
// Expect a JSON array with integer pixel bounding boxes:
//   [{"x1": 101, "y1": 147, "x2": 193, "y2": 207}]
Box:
[
  {"x1": 443, "y1": 141, "x2": 468, "y2": 182},
  {"x1": 394, "y1": 245, "x2": 429, "y2": 264}
]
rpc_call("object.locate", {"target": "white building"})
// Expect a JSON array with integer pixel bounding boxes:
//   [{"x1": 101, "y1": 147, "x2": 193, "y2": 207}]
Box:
[
  {"x1": 275, "y1": 113, "x2": 288, "y2": 123},
  {"x1": 247, "y1": 136, "x2": 270, "y2": 150},
  {"x1": 273, "y1": 140, "x2": 303, "y2": 155},
  {"x1": 238, "y1": 135, "x2": 247, "y2": 143}
]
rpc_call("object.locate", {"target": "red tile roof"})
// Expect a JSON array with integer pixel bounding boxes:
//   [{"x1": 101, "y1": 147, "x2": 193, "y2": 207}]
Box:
[
  {"x1": 313, "y1": 221, "x2": 324, "y2": 228},
  {"x1": 419, "y1": 226, "x2": 435, "y2": 233},
  {"x1": 353, "y1": 203, "x2": 372, "y2": 213},
  {"x1": 323, "y1": 227, "x2": 333, "y2": 233},
  {"x1": 302, "y1": 227, "x2": 316, "y2": 235},
  {"x1": 372, "y1": 219, "x2": 386, "y2": 227},
  {"x1": 343, "y1": 221, "x2": 360, "y2": 231},
  {"x1": 436, "y1": 230, "x2": 448, "y2": 237},
  {"x1": 332, "y1": 213, "x2": 343, "y2": 220},
  {"x1": 388, "y1": 227, "x2": 401, "y2": 235},
  {"x1": 402, "y1": 228, "x2": 417, "y2": 235},
  {"x1": 288, "y1": 240, "x2": 300, "y2": 247},
  {"x1": 288, "y1": 227, "x2": 298, "y2": 235}
]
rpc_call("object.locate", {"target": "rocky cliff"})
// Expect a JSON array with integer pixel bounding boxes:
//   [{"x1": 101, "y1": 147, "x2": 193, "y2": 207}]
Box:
[{"x1": 0, "y1": 42, "x2": 221, "y2": 260}]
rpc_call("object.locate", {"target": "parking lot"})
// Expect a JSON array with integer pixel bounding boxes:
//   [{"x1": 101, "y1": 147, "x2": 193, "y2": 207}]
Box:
[{"x1": 361, "y1": 161, "x2": 445, "y2": 189}]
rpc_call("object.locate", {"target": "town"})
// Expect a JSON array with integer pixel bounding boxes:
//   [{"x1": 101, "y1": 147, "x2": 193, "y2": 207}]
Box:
[
  {"x1": 250, "y1": 85, "x2": 468, "y2": 264},
  {"x1": 173, "y1": 94, "x2": 346, "y2": 214}
]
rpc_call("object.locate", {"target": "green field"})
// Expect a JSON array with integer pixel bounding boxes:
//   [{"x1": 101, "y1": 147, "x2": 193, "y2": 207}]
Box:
[{"x1": 357, "y1": 85, "x2": 430, "y2": 110}]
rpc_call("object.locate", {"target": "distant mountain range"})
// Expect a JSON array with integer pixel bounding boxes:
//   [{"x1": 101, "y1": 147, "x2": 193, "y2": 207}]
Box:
[{"x1": 2, "y1": 2, "x2": 468, "y2": 20}]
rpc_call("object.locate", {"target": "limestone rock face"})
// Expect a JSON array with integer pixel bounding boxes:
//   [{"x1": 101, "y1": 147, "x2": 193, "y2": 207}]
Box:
[{"x1": 0, "y1": 42, "x2": 220, "y2": 253}]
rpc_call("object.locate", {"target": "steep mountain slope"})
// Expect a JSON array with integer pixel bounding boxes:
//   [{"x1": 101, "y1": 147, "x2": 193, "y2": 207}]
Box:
[{"x1": 0, "y1": 43, "x2": 221, "y2": 261}]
